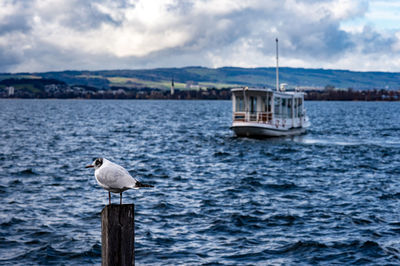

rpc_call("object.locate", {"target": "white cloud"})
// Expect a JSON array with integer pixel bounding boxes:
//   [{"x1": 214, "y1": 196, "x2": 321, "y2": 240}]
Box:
[
  {"x1": 0, "y1": 1, "x2": 17, "y2": 19},
  {"x1": 0, "y1": 0, "x2": 400, "y2": 72},
  {"x1": 392, "y1": 31, "x2": 400, "y2": 52}
]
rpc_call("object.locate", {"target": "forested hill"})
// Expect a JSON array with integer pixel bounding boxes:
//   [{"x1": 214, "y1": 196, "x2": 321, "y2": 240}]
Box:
[{"x1": 1, "y1": 66, "x2": 399, "y2": 90}]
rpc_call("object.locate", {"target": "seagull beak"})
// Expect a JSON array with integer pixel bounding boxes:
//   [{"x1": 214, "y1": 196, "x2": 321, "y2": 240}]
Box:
[{"x1": 85, "y1": 164, "x2": 94, "y2": 168}]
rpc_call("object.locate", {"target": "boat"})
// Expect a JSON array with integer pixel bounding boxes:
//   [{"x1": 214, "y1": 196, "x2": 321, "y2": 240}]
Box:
[{"x1": 230, "y1": 39, "x2": 310, "y2": 137}]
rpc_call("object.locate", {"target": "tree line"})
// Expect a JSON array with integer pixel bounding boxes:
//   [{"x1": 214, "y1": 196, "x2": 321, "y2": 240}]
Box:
[
  {"x1": 1, "y1": 78, "x2": 400, "y2": 101},
  {"x1": 304, "y1": 86, "x2": 400, "y2": 101}
]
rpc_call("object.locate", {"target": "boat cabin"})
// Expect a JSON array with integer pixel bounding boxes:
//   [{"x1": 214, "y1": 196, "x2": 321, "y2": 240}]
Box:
[{"x1": 231, "y1": 87, "x2": 305, "y2": 129}]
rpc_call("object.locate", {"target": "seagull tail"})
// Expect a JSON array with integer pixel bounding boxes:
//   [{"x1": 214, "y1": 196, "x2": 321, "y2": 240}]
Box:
[{"x1": 135, "y1": 181, "x2": 154, "y2": 188}]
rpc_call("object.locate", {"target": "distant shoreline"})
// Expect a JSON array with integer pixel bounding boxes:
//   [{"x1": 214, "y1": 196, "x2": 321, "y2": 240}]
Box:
[
  {"x1": 1, "y1": 77, "x2": 399, "y2": 101},
  {"x1": 1, "y1": 97, "x2": 399, "y2": 102}
]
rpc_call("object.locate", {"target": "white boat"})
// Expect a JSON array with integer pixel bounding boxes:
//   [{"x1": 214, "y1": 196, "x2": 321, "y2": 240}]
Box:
[{"x1": 230, "y1": 39, "x2": 310, "y2": 138}]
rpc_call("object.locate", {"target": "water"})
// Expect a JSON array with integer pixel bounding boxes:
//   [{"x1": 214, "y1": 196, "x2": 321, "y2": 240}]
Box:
[{"x1": 1, "y1": 99, "x2": 400, "y2": 265}]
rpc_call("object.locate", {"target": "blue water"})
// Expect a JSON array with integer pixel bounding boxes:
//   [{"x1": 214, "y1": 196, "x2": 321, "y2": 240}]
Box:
[{"x1": 1, "y1": 99, "x2": 400, "y2": 265}]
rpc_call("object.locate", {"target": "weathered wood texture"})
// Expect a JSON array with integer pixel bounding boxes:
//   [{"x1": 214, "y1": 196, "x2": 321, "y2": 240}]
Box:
[{"x1": 101, "y1": 204, "x2": 135, "y2": 266}]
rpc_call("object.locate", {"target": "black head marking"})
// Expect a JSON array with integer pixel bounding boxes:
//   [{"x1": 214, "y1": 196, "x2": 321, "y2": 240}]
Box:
[{"x1": 95, "y1": 158, "x2": 103, "y2": 167}]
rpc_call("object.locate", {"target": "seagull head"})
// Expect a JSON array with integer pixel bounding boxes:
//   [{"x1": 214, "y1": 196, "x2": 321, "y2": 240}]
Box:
[{"x1": 85, "y1": 157, "x2": 104, "y2": 170}]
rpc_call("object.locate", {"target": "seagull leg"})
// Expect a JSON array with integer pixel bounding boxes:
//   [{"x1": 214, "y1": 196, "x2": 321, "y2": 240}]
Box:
[
  {"x1": 108, "y1": 191, "x2": 111, "y2": 205},
  {"x1": 120, "y1": 192, "x2": 122, "y2": 205}
]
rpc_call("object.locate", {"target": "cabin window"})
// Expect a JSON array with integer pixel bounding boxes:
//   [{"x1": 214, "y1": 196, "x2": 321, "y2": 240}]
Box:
[
  {"x1": 235, "y1": 96, "x2": 245, "y2": 112},
  {"x1": 282, "y1": 98, "x2": 287, "y2": 118},
  {"x1": 274, "y1": 97, "x2": 281, "y2": 118},
  {"x1": 288, "y1": 99, "x2": 292, "y2": 119},
  {"x1": 298, "y1": 98, "x2": 303, "y2": 117},
  {"x1": 268, "y1": 94, "x2": 272, "y2": 112},
  {"x1": 262, "y1": 97, "x2": 266, "y2": 111},
  {"x1": 250, "y1": 96, "x2": 257, "y2": 113},
  {"x1": 263, "y1": 94, "x2": 272, "y2": 112}
]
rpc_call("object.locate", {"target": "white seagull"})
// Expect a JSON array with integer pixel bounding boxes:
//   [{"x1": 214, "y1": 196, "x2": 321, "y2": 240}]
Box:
[{"x1": 85, "y1": 158, "x2": 153, "y2": 204}]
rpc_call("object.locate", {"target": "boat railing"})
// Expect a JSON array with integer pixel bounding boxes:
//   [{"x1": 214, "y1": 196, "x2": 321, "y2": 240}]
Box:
[{"x1": 233, "y1": 111, "x2": 273, "y2": 123}]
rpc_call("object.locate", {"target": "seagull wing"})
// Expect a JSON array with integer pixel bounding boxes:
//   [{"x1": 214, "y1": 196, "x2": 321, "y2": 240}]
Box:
[{"x1": 96, "y1": 161, "x2": 137, "y2": 190}]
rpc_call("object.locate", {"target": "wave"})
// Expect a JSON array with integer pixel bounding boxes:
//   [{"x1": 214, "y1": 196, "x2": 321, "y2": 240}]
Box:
[
  {"x1": 380, "y1": 192, "x2": 400, "y2": 200},
  {"x1": 264, "y1": 182, "x2": 299, "y2": 191},
  {"x1": 266, "y1": 214, "x2": 302, "y2": 226},
  {"x1": 2, "y1": 243, "x2": 101, "y2": 264},
  {"x1": 18, "y1": 169, "x2": 38, "y2": 175},
  {"x1": 1, "y1": 217, "x2": 25, "y2": 228},
  {"x1": 213, "y1": 151, "x2": 231, "y2": 157},
  {"x1": 295, "y1": 137, "x2": 400, "y2": 148}
]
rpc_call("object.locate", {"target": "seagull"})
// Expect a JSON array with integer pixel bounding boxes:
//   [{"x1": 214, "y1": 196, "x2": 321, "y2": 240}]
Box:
[{"x1": 85, "y1": 158, "x2": 153, "y2": 205}]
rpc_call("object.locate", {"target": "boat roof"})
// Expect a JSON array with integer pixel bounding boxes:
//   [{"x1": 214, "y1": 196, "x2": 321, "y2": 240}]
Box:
[
  {"x1": 231, "y1": 87, "x2": 305, "y2": 96},
  {"x1": 231, "y1": 87, "x2": 272, "y2": 92}
]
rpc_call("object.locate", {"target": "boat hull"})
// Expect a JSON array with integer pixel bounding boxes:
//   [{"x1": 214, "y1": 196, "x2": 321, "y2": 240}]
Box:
[{"x1": 231, "y1": 123, "x2": 307, "y2": 138}]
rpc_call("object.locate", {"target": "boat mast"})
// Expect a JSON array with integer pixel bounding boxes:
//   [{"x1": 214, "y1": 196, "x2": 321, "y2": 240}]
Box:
[{"x1": 276, "y1": 38, "x2": 279, "y2": 91}]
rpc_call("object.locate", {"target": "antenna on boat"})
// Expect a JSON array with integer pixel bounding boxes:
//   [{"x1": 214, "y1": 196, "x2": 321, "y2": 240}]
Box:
[{"x1": 275, "y1": 38, "x2": 279, "y2": 91}]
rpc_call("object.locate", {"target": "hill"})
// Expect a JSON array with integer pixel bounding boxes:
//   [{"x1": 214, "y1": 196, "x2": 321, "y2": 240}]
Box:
[{"x1": 1, "y1": 67, "x2": 399, "y2": 90}]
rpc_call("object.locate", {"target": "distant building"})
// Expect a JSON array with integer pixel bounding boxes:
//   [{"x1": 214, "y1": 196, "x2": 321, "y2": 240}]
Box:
[
  {"x1": 6, "y1": 86, "x2": 14, "y2": 96},
  {"x1": 185, "y1": 81, "x2": 200, "y2": 90},
  {"x1": 112, "y1": 89, "x2": 126, "y2": 95},
  {"x1": 171, "y1": 77, "x2": 174, "y2": 95},
  {"x1": 44, "y1": 84, "x2": 59, "y2": 93}
]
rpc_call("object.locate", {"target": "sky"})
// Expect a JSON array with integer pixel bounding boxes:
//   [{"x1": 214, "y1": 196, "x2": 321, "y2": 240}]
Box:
[{"x1": 1, "y1": 0, "x2": 400, "y2": 73}]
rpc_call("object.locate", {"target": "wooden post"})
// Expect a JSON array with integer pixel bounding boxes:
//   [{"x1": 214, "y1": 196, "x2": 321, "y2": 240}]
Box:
[{"x1": 101, "y1": 204, "x2": 135, "y2": 266}]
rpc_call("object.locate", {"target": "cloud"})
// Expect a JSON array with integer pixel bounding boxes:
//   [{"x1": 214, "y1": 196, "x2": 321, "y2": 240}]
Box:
[
  {"x1": 0, "y1": 0, "x2": 399, "y2": 72},
  {"x1": 0, "y1": 1, "x2": 32, "y2": 35}
]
